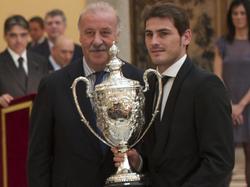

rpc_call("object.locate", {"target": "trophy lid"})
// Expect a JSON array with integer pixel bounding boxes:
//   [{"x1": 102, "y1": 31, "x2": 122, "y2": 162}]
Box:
[{"x1": 95, "y1": 42, "x2": 141, "y2": 91}]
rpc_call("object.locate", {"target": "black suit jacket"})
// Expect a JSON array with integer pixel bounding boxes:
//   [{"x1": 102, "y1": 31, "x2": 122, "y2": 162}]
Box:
[
  {"x1": 142, "y1": 58, "x2": 234, "y2": 187},
  {"x1": 30, "y1": 38, "x2": 83, "y2": 62},
  {"x1": 28, "y1": 59, "x2": 143, "y2": 187},
  {"x1": 0, "y1": 49, "x2": 48, "y2": 97}
]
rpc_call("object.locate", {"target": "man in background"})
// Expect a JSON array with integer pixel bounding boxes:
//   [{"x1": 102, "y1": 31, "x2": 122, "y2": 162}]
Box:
[
  {"x1": 30, "y1": 9, "x2": 82, "y2": 62},
  {"x1": 0, "y1": 15, "x2": 48, "y2": 108},
  {"x1": 28, "y1": 16, "x2": 45, "y2": 48},
  {"x1": 48, "y1": 35, "x2": 74, "y2": 72}
]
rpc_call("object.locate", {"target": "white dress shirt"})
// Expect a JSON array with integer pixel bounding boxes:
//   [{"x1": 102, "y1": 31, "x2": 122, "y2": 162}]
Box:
[
  {"x1": 159, "y1": 54, "x2": 187, "y2": 119},
  {"x1": 8, "y1": 48, "x2": 28, "y2": 74}
]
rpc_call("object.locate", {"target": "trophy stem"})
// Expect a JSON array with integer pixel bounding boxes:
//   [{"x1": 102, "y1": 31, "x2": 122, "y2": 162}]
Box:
[
  {"x1": 116, "y1": 153, "x2": 132, "y2": 174},
  {"x1": 105, "y1": 148, "x2": 146, "y2": 186}
]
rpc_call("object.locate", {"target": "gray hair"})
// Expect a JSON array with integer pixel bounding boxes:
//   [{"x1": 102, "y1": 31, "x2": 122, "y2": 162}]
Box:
[
  {"x1": 78, "y1": 1, "x2": 121, "y2": 34},
  {"x1": 45, "y1": 9, "x2": 67, "y2": 24}
]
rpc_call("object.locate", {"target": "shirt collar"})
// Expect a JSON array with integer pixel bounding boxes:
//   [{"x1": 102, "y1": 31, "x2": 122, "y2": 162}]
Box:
[
  {"x1": 48, "y1": 39, "x2": 54, "y2": 51},
  {"x1": 37, "y1": 36, "x2": 46, "y2": 44},
  {"x1": 49, "y1": 55, "x2": 61, "y2": 71},
  {"x1": 161, "y1": 54, "x2": 187, "y2": 78},
  {"x1": 82, "y1": 57, "x2": 109, "y2": 77},
  {"x1": 7, "y1": 48, "x2": 27, "y2": 67}
]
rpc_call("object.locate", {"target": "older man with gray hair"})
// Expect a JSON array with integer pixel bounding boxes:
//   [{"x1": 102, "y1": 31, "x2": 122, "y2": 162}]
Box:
[{"x1": 28, "y1": 1, "x2": 143, "y2": 187}]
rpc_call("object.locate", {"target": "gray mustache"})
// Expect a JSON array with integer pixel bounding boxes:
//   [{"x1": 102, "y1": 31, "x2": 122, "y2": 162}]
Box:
[{"x1": 89, "y1": 45, "x2": 107, "y2": 52}]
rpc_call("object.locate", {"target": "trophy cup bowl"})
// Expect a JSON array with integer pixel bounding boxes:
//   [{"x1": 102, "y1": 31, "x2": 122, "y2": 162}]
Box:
[{"x1": 71, "y1": 42, "x2": 162, "y2": 187}]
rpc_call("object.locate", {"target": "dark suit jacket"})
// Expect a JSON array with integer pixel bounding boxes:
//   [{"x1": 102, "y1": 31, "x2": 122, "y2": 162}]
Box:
[
  {"x1": 28, "y1": 59, "x2": 143, "y2": 187},
  {"x1": 142, "y1": 57, "x2": 234, "y2": 187},
  {"x1": 0, "y1": 49, "x2": 48, "y2": 97},
  {"x1": 30, "y1": 38, "x2": 83, "y2": 62}
]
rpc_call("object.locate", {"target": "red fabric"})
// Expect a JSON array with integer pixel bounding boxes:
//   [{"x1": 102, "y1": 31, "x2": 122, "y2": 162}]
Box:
[{"x1": 0, "y1": 94, "x2": 36, "y2": 187}]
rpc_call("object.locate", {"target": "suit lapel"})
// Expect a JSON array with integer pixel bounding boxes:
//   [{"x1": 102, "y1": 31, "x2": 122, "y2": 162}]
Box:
[
  {"x1": 152, "y1": 58, "x2": 193, "y2": 162},
  {"x1": 142, "y1": 74, "x2": 158, "y2": 155},
  {"x1": 66, "y1": 60, "x2": 101, "y2": 154},
  {"x1": 2, "y1": 50, "x2": 27, "y2": 93}
]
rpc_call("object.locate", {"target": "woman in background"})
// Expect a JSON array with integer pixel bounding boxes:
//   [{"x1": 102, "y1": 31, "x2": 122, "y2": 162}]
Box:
[{"x1": 214, "y1": 0, "x2": 250, "y2": 185}]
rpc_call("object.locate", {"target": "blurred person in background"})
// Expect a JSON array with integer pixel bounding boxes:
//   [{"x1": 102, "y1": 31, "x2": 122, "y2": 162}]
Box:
[
  {"x1": 214, "y1": 0, "x2": 250, "y2": 185},
  {"x1": 28, "y1": 16, "x2": 45, "y2": 48},
  {"x1": 0, "y1": 15, "x2": 48, "y2": 108},
  {"x1": 30, "y1": 9, "x2": 82, "y2": 62},
  {"x1": 48, "y1": 35, "x2": 74, "y2": 72}
]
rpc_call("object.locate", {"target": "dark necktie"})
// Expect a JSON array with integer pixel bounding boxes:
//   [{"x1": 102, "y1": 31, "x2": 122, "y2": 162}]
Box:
[
  {"x1": 17, "y1": 57, "x2": 27, "y2": 92},
  {"x1": 154, "y1": 76, "x2": 170, "y2": 122},
  {"x1": 94, "y1": 71, "x2": 106, "y2": 87},
  {"x1": 93, "y1": 71, "x2": 107, "y2": 154},
  {"x1": 162, "y1": 76, "x2": 170, "y2": 87}
]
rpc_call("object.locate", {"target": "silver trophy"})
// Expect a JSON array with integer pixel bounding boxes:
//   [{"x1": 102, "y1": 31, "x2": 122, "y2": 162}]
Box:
[{"x1": 71, "y1": 42, "x2": 162, "y2": 186}]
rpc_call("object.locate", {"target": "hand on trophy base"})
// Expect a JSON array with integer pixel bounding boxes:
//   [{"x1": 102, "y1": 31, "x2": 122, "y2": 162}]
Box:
[{"x1": 105, "y1": 152, "x2": 149, "y2": 187}]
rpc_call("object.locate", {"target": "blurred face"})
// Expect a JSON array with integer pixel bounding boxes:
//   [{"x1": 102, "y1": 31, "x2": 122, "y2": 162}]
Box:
[
  {"x1": 51, "y1": 40, "x2": 74, "y2": 67},
  {"x1": 145, "y1": 17, "x2": 191, "y2": 73},
  {"x1": 45, "y1": 15, "x2": 66, "y2": 41},
  {"x1": 29, "y1": 21, "x2": 44, "y2": 42},
  {"x1": 4, "y1": 25, "x2": 29, "y2": 55},
  {"x1": 78, "y1": 11, "x2": 118, "y2": 71},
  {"x1": 232, "y1": 4, "x2": 248, "y2": 30}
]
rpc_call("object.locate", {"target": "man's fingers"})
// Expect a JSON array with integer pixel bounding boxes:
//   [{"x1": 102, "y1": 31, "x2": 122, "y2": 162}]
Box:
[
  {"x1": 114, "y1": 162, "x2": 121, "y2": 168},
  {"x1": 0, "y1": 94, "x2": 14, "y2": 107},
  {"x1": 113, "y1": 152, "x2": 124, "y2": 168},
  {"x1": 111, "y1": 147, "x2": 119, "y2": 154},
  {"x1": 0, "y1": 99, "x2": 9, "y2": 107}
]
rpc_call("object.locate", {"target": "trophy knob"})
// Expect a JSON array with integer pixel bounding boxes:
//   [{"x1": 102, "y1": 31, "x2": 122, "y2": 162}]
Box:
[
  {"x1": 107, "y1": 41, "x2": 123, "y2": 72},
  {"x1": 109, "y1": 41, "x2": 119, "y2": 58}
]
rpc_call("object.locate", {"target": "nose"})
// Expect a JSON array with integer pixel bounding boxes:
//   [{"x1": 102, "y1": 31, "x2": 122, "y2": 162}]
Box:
[
  {"x1": 151, "y1": 34, "x2": 160, "y2": 44},
  {"x1": 93, "y1": 32, "x2": 103, "y2": 46},
  {"x1": 16, "y1": 35, "x2": 23, "y2": 43}
]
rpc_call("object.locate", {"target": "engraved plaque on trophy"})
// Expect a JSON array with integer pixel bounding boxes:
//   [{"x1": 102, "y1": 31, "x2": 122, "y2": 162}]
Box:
[{"x1": 71, "y1": 42, "x2": 162, "y2": 186}]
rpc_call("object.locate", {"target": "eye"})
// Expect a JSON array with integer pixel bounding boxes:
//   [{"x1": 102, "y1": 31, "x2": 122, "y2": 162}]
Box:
[
  {"x1": 84, "y1": 30, "x2": 95, "y2": 36},
  {"x1": 20, "y1": 33, "x2": 29, "y2": 38},
  {"x1": 240, "y1": 11, "x2": 246, "y2": 16},
  {"x1": 46, "y1": 21, "x2": 52, "y2": 26},
  {"x1": 145, "y1": 31, "x2": 153, "y2": 38},
  {"x1": 100, "y1": 30, "x2": 112, "y2": 37},
  {"x1": 159, "y1": 31, "x2": 168, "y2": 38},
  {"x1": 8, "y1": 33, "x2": 17, "y2": 38},
  {"x1": 55, "y1": 21, "x2": 62, "y2": 25}
]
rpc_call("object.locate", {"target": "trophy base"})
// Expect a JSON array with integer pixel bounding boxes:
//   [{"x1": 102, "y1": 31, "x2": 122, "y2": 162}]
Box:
[
  {"x1": 104, "y1": 181, "x2": 146, "y2": 187},
  {"x1": 105, "y1": 173, "x2": 149, "y2": 187}
]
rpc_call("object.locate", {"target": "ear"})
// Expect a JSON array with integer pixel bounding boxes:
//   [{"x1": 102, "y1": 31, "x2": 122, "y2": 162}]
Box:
[
  {"x1": 182, "y1": 29, "x2": 192, "y2": 46},
  {"x1": 4, "y1": 34, "x2": 7, "y2": 42}
]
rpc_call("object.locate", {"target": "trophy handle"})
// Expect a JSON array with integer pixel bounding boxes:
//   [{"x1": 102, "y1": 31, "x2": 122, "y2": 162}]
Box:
[
  {"x1": 71, "y1": 76, "x2": 113, "y2": 147},
  {"x1": 130, "y1": 69, "x2": 162, "y2": 148}
]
